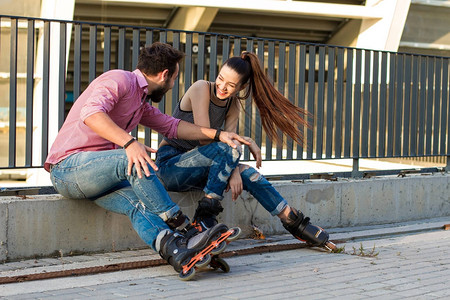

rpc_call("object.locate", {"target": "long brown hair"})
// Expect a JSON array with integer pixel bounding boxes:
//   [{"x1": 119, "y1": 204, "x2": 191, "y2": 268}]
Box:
[{"x1": 223, "y1": 51, "x2": 309, "y2": 145}]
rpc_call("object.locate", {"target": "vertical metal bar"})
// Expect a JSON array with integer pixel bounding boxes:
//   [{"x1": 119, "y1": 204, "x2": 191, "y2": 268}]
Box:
[
  {"x1": 418, "y1": 56, "x2": 427, "y2": 156},
  {"x1": 222, "y1": 36, "x2": 230, "y2": 64},
  {"x1": 410, "y1": 55, "x2": 419, "y2": 156},
  {"x1": 286, "y1": 43, "x2": 296, "y2": 160},
  {"x1": 379, "y1": 52, "x2": 388, "y2": 157},
  {"x1": 159, "y1": 30, "x2": 167, "y2": 43},
  {"x1": 103, "y1": 26, "x2": 112, "y2": 72},
  {"x1": 394, "y1": 54, "x2": 404, "y2": 157},
  {"x1": 433, "y1": 57, "x2": 442, "y2": 155},
  {"x1": 184, "y1": 33, "x2": 193, "y2": 92},
  {"x1": 197, "y1": 34, "x2": 205, "y2": 81},
  {"x1": 157, "y1": 31, "x2": 167, "y2": 144},
  {"x1": 352, "y1": 158, "x2": 362, "y2": 178},
  {"x1": 130, "y1": 28, "x2": 140, "y2": 138},
  {"x1": 233, "y1": 37, "x2": 241, "y2": 57},
  {"x1": 117, "y1": 27, "x2": 126, "y2": 69},
  {"x1": 132, "y1": 28, "x2": 140, "y2": 70},
  {"x1": 344, "y1": 48, "x2": 353, "y2": 157},
  {"x1": 352, "y1": 49, "x2": 362, "y2": 159},
  {"x1": 440, "y1": 58, "x2": 448, "y2": 155},
  {"x1": 171, "y1": 32, "x2": 180, "y2": 114},
  {"x1": 361, "y1": 50, "x2": 371, "y2": 157},
  {"x1": 243, "y1": 39, "x2": 254, "y2": 161},
  {"x1": 316, "y1": 46, "x2": 325, "y2": 159},
  {"x1": 41, "y1": 21, "x2": 51, "y2": 164},
  {"x1": 89, "y1": 25, "x2": 97, "y2": 83},
  {"x1": 255, "y1": 40, "x2": 264, "y2": 152},
  {"x1": 25, "y1": 19, "x2": 35, "y2": 167},
  {"x1": 387, "y1": 53, "x2": 396, "y2": 157},
  {"x1": 334, "y1": 47, "x2": 344, "y2": 158},
  {"x1": 58, "y1": 22, "x2": 67, "y2": 130},
  {"x1": 307, "y1": 45, "x2": 316, "y2": 159},
  {"x1": 370, "y1": 51, "x2": 379, "y2": 157},
  {"x1": 146, "y1": 29, "x2": 154, "y2": 46},
  {"x1": 266, "y1": 41, "x2": 275, "y2": 160},
  {"x1": 144, "y1": 30, "x2": 153, "y2": 147},
  {"x1": 73, "y1": 23, "x2": 82, "y2": 100},
  {"x1": 403, "y1": 55, "x2": 412, "y2": 156},
  {"x1": 425, "y1": 56, "x2": 434, "y2": 155},
  {"x1": 276, "y1": 42, "x2": 286, "y2": 160},
  {"x1": 209, "y1": 34, "x2": 218, "y2": 82},
  {"x1": 297, "y1": 44, "x2": 307, "y2": 159},
  {"x1": 9, "y1": 18, "x2": 18, "y2": 167},
  {"x1": 325, "y1": 47, "x2": 335, "y2": 159},
  {"x1": 446, "y1": 59, "x2": 450, "y2": 161}
]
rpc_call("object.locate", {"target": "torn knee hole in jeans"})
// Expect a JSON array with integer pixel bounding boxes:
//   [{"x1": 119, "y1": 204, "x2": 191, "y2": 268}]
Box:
[
  {"x1": 238, "y1": 165, "x2": 250, "y2": 172},
  {"x1": 249, "y1": 172, "x2": 262, "y2": 182}
]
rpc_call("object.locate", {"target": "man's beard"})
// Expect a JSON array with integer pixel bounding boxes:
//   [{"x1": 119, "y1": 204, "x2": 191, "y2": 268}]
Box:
[{"x1": 149, "y1": 80, "x2": 171, "y2": 103}]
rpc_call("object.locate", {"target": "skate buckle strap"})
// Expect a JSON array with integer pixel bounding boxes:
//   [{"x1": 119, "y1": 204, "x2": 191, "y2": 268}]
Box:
[{"x1": 181, "y1": 228, "x2": 235, "y2": 275}]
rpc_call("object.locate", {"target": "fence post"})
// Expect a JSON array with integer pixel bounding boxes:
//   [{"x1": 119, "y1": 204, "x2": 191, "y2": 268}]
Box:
[{"x1": 352, "y1": 158, "x2": 363, "y2": 178}]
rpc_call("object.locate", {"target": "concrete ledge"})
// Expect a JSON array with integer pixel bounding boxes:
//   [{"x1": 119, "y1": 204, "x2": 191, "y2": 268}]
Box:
[{"x1": 1, "y1": 173, "x2": 450, "y2": 261}]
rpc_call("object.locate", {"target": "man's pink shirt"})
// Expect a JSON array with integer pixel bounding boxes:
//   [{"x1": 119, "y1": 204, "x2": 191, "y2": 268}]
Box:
[{"x1": 44, "y1": 69, "x2": 180, "y2": 171}]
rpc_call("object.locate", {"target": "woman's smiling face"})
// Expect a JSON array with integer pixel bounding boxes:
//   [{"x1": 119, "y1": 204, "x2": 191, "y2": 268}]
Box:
[{"x1": 215, "y1": 65, "x2": 243, "y2": 99}]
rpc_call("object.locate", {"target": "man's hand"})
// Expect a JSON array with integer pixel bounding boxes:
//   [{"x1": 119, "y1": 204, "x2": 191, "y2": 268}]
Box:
[{"x1": 125, "y1": 141, "x2": 158, "y2": 178}]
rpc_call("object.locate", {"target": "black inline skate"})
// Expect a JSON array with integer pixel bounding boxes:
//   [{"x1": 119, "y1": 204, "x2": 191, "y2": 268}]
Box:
[
  {"x1": 190, "y1": 197, "x2": 242, "y2": 273},
  {"x1": 281, "y1": 207, "x2": 336, "y2": 251},
  {"x1": 160, "y1": 209, "x2": 241, "y2": 280}
]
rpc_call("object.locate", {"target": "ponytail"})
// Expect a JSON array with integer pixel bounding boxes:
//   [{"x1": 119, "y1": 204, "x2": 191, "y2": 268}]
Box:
[{"x1": 224, "y1": 52, "x2": 309, "y2": 145}]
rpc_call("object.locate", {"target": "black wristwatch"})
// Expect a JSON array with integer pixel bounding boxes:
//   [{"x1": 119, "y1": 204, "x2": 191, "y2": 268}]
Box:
[{"x1": 214, "y1": 129, "x2": 222, "y2": 141}]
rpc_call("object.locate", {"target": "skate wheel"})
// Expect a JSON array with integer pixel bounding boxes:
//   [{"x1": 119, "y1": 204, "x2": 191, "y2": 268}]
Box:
[
  {"x1": 325, "y1": 241, "x2": 337, "y2": 252},
  {"x1": 195, "y1": 253, "x2": 212, "y2": 268},
  {"x1": 226, "y1": 227, "x2": 242, "y2": 242},
  {"x1": 210, "y1": 240, "x2": 227, "y2": 256},
  {"x1": 210, "y1": 257, "x2": 230, "y2": 273},
  {"x1": 179, "y1": 267, "x2": 196, "y2": 281}
]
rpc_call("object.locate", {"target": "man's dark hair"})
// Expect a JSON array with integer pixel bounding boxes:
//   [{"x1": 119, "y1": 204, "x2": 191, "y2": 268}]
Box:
[{"x1": 137, "y1": 42, "x2": 184, "y2": 77}]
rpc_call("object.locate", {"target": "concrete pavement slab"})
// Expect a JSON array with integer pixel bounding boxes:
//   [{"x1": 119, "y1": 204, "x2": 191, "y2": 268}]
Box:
[{"x1": 0, "y1": 217, "x2": 449, "y2": 299}]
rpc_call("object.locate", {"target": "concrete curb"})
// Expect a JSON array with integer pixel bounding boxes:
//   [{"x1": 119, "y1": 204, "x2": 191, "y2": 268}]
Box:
[{"x1": 1, "y1": 173, "x2": 450, "y2": 261}]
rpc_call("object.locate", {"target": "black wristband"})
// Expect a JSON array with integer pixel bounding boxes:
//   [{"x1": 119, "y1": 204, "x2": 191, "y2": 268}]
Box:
[
  {"x1": 214, "y1": 129, "x2": 222, "y2": 141},
  {"x1": 123, "y1": 137, "x2": 136, "y2": 149}
]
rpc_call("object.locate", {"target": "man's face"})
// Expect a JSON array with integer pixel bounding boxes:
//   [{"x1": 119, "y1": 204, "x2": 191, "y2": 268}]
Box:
[{"x1": 150, "y1": 63, "x2": 179, "y2": 103}]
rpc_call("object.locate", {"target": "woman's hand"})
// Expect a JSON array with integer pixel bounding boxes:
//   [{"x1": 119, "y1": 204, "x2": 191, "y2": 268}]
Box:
[
  {"x1": 226, "y1": 168, "x2": 243, "y2": 201},
  {"x1": 244, "y1": 137, "x2": 262, "y2": 169}
]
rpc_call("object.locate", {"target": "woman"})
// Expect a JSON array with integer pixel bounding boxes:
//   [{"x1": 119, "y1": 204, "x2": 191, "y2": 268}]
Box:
[{"x1": 156, "y1": 52, "x2": 335, "y2": 250}]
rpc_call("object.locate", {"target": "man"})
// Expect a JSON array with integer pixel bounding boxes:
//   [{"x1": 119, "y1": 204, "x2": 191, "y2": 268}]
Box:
[{"x1": 45, "y1": 42, "x2": 248, "y2": 275}]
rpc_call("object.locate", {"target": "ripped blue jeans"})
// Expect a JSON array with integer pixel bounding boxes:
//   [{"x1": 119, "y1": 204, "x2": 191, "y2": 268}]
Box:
[
  {"x1": 156, "y1": 143, "x2": 288, "y2": 216},
  {"x1": 155, "y1": 143, "x2": 241, "y2": 199},
  {"x1": 49, "y1": 149, "x2": 179, "y2": 250}
]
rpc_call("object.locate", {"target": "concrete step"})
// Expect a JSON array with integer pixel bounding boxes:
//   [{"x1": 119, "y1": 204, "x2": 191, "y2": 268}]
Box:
[{"x1": 1, "y1": 173, "x2": 450, "y2": 261}]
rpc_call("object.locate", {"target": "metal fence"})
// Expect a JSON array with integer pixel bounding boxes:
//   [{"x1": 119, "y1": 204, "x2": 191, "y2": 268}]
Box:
[{"x1": 1, "y1": 15, "x2": 449, "y2": 175}]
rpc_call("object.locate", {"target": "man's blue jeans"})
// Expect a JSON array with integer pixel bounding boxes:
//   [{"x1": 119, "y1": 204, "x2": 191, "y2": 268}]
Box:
[
  {"x1": 49, "y1": 149, "x2": 179, "y2": 250},
  {"x1": 156, "y1": 143, "x2": 288, "y2": 216}
]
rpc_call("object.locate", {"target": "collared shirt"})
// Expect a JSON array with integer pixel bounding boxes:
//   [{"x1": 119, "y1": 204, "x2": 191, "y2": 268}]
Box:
[{"x1": 44, "y1": 69, "x2": 180, "y2": 171}]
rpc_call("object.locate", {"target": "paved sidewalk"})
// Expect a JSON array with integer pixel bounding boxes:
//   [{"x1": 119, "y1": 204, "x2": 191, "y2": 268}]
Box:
[{"x1": 1, "y1": 218, "x2": 449, "y2": 299}]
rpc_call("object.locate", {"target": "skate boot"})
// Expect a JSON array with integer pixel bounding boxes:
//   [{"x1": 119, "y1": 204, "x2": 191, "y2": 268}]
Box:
[
  {"x1": 192, "y1": 196, "x2": 241, "y2": 242},
  {"x1": 192, "y1": 197, "x2": 223, "y2": 232},
  {"x1": 281, "y1": 207, "x2": 336, "y2": 251}
]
